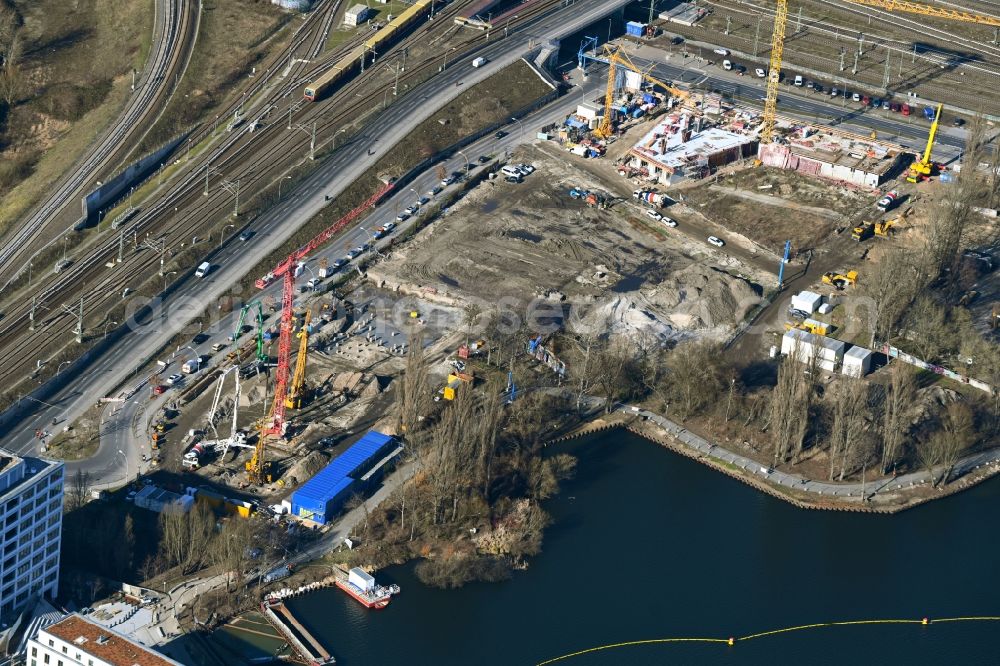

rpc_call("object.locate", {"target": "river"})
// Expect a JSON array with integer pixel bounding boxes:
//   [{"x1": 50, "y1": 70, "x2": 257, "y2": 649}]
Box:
[{"x1": 284, "y1": 430, "x2": 1000, "y2": 665}]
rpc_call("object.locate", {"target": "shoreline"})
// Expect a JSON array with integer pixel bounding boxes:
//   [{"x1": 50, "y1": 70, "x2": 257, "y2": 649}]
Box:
[{"x1": 547, "y1": 408, "x2": 1000, "y2": 514}]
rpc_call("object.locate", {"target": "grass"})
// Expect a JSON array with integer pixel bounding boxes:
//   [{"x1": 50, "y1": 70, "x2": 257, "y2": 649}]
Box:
[
  {"x1": 324, "y1": 0, "x2": 414, "y2": 53},
  {"x1": 137, "y1": 0, "x2": 293, "y2": 153},
  {"x1": 0, "y1": 0, "x2": 155, "y2": 237}
]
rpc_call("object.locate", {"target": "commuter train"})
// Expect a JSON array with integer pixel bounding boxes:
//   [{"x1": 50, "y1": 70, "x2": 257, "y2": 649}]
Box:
[{"x1": 304, "y1": 0, "x2": 434, "y2": 102}]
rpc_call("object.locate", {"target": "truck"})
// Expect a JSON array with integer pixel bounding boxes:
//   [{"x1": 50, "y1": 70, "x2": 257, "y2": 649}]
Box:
[
  {"x1": 876, "y1": 190, "x2": 899, "y2": 212},
  {"x1": 472, "y1": 56, "x2": 487, "y2": 68},
  {"x1": 181, "y1": 358, "x2": 201, "y2": 374},
  {"x1": 633, "y1": 190, "x2": 670, "y2": 207},
  {"x1": 263, "y1": 563, "x2": 294, "y2": 584}
]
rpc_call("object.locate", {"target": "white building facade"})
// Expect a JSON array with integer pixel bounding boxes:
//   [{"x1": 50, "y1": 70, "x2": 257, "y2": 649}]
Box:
[
  {"x1": 0, "y1": 453, "x2": 63, "y2": 623},
  {"x1": 27, "y1": 614, "x2": 184, "y2": 666}
]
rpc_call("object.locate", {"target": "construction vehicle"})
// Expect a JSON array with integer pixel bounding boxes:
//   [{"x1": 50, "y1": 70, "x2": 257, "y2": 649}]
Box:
[
  {"x1": 232, "y1": 301, "x2": 269, "y2": 362},
  {"x1": 284, "y1": 311, "x2": 311, "y2": 409},
  {"x1": 595, "y1": 44, "x2": 689, "y2": 140},
  {"x1": 440, "y1": 371, "x2": 474, "y2": 401},
  {"x1": 822, "y1": 270, "x2": 858, "y2": 289},
  {"x1": 875, "y1": 190, "x2": 899, "y2": 213},
  {"x1": 875, "y1": 208, "x2": 910, "y2": 237},
  {"x1": 852, "y1": 223, "x2": 875, "y2": 242},
  {"x1": 957, "y1": 290, "x2": 978, "y2": 307},
  {"x1": 202, "y1": 365, "x2": 253, "y2": 460},
  {"x1": 248, "y1": 182, "x2": 393, "y2": 484},
  {"x1": 784, "y1": 318, "x2": 830, "y2": 336},
  {"x1": 907, "y1": 103, "x2": 942, "y2": 183}
]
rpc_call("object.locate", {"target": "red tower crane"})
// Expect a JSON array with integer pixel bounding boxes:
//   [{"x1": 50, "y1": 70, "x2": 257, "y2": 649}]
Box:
[{"x1": 247, "y1": 182, "x2": 393, "y2": 482}]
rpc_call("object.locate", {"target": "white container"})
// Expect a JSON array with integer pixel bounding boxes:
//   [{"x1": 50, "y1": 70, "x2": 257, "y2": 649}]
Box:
[
  {"x1": 348, "y1": 567, "x2": 375, "y2": 592},
  {"x1": 791, "y1": 290, "x2": 823, "y2": 314}
]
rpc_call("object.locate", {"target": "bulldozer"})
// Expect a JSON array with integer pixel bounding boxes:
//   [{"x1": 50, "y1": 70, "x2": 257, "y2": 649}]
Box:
[
  {"x1": 822, "y1": 270, "x2": 858, "y2": 290},
  {"x1": 784, "y1": 318, "x2": 830, "y2": 336}
]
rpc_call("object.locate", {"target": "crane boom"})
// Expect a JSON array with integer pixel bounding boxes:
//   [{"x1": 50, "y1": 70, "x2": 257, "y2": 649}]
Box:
[
  {"x1": 595, "y1": 44, "x2": 689, "y2": 140},
  {"x1": 907, "y1": 103, "x2": 942, "y2": 182},
  {"x1": 248, "y1": 182, "x2": 393, "y2": 485},
  {"x1": 844, "y1": 0, "x2": 1000, "y2": 26},
  {"x1": 285, "y1": 311, "x2": 311, "y2": 409},
  {"x1": 759, "y1": 0, "x2": 788, "y2": 144}
]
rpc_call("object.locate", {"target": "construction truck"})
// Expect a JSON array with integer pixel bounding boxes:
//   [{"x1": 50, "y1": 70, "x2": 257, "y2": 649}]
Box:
[
  {"x1": 784, "y1": 318, "x2": 830, "y2": 336},
  {"x1": 822, "y1": 270, "x2": 858, "y2": 289},
  {"x1": 875, "y1": 190, "x2": 899, "y2": 213},
  {"x1": 907, "y1": 103, "x2": 943, "y2": 183},
  {"x1": 852, "y1": 223, "x2": 875, "y2": 242}
]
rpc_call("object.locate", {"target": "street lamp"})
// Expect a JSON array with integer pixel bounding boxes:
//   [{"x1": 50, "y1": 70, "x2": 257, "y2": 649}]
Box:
[
  {"x1": 56, "y1": 361, "x2": 71, "y2": 375},
  {"x1": 607, "y1": 18, "x2": 612, "y2": 44},
  {"x1": 510, "y1": 116, "x2": 524, "y2": 142},
  {"x1": 278, "y1": 175, "x2": 293, "y2": 201},
  {"x1": 333, "y1": 128, "x2": 348, "y2": 149},
  {"x1": 117, "y1": 449, "x2": 128, "y2": 486},
  {"x1": 221, "y1": 224, "x2": 236, "y2": 247},
  {"x1": 456, "y1": 149, "x2": 470, "y2": 173},
  {"x1": 163, "y1": 270, "x2": 178, "y2": 293},
  {"x1": 442, "y1": 47, "x2": 457, "y2": 71},
  {"x1": 103, "y1": 321, "x2": 119, "y2": 340}
]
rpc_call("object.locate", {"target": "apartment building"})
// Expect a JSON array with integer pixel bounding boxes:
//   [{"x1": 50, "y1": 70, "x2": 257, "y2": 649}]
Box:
[
  {"x1": 26, "y1": 614, "x2": 184, "y2": 666},
  {"x1": 0, "y1": 452, "x2": 63, "y2": 623}
]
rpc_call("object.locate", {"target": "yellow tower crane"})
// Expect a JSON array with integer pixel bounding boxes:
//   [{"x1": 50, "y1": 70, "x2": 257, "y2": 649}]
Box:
[
  {"x1": 844, "y1": 0, "x2": 1000, "y2": 26},
  {"x1": 758, "y1": 0, "x2": 998, "y2": 148},
  {"x1": 285, "y1": 311, "x2": 311, "y2": 409},
  {"x1": 595, "y1": 44, "x2": 689, "y2": 140}
]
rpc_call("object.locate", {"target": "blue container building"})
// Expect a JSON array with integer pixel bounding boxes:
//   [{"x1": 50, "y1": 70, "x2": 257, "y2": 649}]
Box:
[
  {"x1": 290, "y1": 431, "x2": 398, "y2": 524},
  {"x1": 625, "y1": 21, "x2": 646, "y2": 37}
]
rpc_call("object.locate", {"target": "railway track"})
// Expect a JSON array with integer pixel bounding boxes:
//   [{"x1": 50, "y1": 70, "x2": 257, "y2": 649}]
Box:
[
  {"x1": 0, "y1": 0, "x2": 558, "y2": 390},
  {"x1": 0, "y1": 0, "x2": 196, "y2": 287}
]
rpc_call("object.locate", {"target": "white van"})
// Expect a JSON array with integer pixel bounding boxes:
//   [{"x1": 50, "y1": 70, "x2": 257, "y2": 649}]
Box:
[
  {"x1": 195, "y1": 262, "x2": 211, "y2": 278},
  {"x1": 501, "y1": 165, "x2": 522, "y2": 178},
  {"x1": 472, "y1": 57, "x2": 487, "y2": 68}
]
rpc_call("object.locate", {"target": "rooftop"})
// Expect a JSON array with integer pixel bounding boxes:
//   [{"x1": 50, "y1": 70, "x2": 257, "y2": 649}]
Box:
[
  {"x1": 43, "y1": 614, "x2": 183, "y2": 666},
  {"x1": 786, "y1": 129, "x2": 899, "y2": 175},
  {"x1": 629, "y1": 117, "x2": 753, "y2": 169}
]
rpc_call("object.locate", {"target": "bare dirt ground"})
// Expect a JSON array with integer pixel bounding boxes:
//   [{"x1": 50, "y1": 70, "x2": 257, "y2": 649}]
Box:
[
  {"x1": 369, "y1": 149, "x2": 769, "y2": 342},
  {"x1": 681, "y1": 166, "x2": 870, "y2": 253}
]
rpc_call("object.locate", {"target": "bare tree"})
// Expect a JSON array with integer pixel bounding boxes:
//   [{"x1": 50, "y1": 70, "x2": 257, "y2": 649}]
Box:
[
  {"x1": 859, "y1": 248, "x2": 924, "y2": 348},
  {"x1": 396, "y1": 331, "x2": 431, "y2": 435},
  {"x1": 662, "y1": 340, "x2": 725, "y2": 419},
  {"x1": 66, "y1": 470, "x2": 92, "y2": 511},
  {"x1": 916, "y1": 402, "x2": 976, "y2": 486},
  {"x1": 827, "y1": 377, "x2": 870, "y2": 481},
  {"x1": 880, "y1": 362, "x2": 916, "y2": 473},
  {"x1": 0, "y1": 28, "x2": 23, "y2": 108},
  {"x1": 767, "y1": 356, "x2": 814, "y2": 464}
]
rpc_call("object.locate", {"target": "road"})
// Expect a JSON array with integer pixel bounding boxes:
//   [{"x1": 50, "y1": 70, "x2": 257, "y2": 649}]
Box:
[
  {"x1": 0, "y1": 0, "x2": 630, "y2": 480},
  {"x1": 0, "y1": 0, "x2": 198, "y2": 287}
]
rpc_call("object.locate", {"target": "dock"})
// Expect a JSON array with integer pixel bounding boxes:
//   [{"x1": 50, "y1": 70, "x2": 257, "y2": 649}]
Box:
[{"x1": 261, "y1": 599, "x2": 335, "y2": 665}]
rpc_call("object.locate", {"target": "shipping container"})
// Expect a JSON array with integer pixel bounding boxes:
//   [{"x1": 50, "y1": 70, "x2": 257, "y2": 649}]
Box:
[
  {"x1": 625, "y1": 21, "x2": 646, "y2": 37},
  {"x1": 349, "y1": 567, "x2": 376, "y2": 592}
]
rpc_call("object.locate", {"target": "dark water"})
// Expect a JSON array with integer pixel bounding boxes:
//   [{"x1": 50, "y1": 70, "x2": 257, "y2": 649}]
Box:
[{"x1": 285, "y1": 431, "x2": 1000, "y2": 665}]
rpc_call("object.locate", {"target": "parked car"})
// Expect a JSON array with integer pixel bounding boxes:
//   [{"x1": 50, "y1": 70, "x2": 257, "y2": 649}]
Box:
[
  {"x1": 404, "y1": 205, "x2": 418, "y2": 216},
  {"x1": 830, "y1": 87, "x2": 839, "y2": 97},
  {"x1": 478, "y1": 155, "x2": 491, "y2": 164},
  {"x1": 396, "y1": 211, "x2": 410, "y2": 222},
  {"x1": 331, "y1": 258, "x2": 347, "y2": 269},
  {"x1": 707, "y1": 236, "x2": 725, "y2": 247},
  {"x1": 755, "y1": 67, "x2": 767, "y2": 78},
  {"x1": 714, "y1": 48, "x2": 730, "y2": 56},
  {"x1": 953, "y1": 117, "x2": 965, "y2": 127},
  {"x1": 861, "y1": 95, "x2": 871, "y2": 106},
  {"x1": 211, "y1": 343, "x2": 225, "y2": 353},
  {"x1": 418, "y1": 196, "x2": 430, "y2": 206},
  {"x1": 872, "y1": 98, "x2": 882, "y2": 108},
  {"x1": 645, "y1": 210, "x2": 663, "y2": 222},
  {"x1": 852, "y1": 92, "x2": 861, "y2": 102},
  {"x1": 794, "y1": 75, "x2": 803, "y2": 86},
  {"x1": 812, "y1": 83, "x2": 823, "y2": 94},
  {"x1": 307, "y1": 278, "x2": 322, "y2": 289},
  {"x1": 890, "y1": 102, "x2": 901, "y2": 112},
  {"x1": 166, "y1": 374, "x2": 183, "y2": 386},
  {"x1": 723, "y1": 59, "x2": 733, "y2": 70},
  {"x1": 430, "y1": 185, "x2": 443, "y2": 195},
  {"x1": 346, "y1": 247, "x2": 363, "y2": 259},
  {"x1": 882, "y1": 100, "x2": 892, "y2": 110},
  {"x1": 504, "y1": 175, "x2": 522, "y2": 183},
  {"x1": 153, "y1": 385, "x2": 166, "y2": 395},
  {"x1": 383, "y1": 221, "x2": 396, "y2": 233},
  {"x1": 901, "y1": 103, "x2": 911, "y2": 116},
  {"x1": 662, "y1": 217, "x2": 678, "y2": 228}
]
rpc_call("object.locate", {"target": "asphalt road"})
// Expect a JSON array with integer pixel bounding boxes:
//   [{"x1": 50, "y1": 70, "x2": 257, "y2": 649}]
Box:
[{"x1": 0, "y1": 0, "x2": 629, "y2": 481}]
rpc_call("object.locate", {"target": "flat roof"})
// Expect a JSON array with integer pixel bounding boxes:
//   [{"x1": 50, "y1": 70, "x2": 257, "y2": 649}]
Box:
[
  {"x1": 845, "y1": 345, "x2": 873, "y2": 359},
  {"x1": 630, "y1": 121, "x2": 752, "y2": 169},
  {"x1": 44, "y1": 614, "x2": 183, "y2": 666},
  {"x1": 787, "y1": 131, "x2": 898, "y2": 175},
  {"x1": 784, "y1": 328, "x2": 846, "y2": 353}
]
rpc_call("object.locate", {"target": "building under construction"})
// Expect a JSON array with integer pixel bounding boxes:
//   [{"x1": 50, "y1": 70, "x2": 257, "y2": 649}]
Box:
[
  {"x1": 758, "y1": 127, "x2": 903, "y2": 188},
  {"x1": 625, "y1": 113, "x2": 758, "y2": 183}
]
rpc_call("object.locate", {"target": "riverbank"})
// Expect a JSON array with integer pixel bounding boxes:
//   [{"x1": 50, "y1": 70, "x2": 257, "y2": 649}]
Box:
[{"x1": 547, "y1": 402, "x2": 1000, "y2": 514}]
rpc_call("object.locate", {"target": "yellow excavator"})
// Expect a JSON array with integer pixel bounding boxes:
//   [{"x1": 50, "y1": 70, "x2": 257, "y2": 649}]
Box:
[
  {"x1": 907, "y1": 103, "x2": 942, "y2": 183},
  {"x1": 822, "y1": 270, "x2": 858, "y2": 289},
  {"x1": 875, "y1": 208, "x2": 910, "y2": 237}
]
